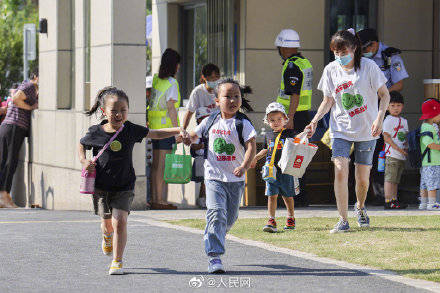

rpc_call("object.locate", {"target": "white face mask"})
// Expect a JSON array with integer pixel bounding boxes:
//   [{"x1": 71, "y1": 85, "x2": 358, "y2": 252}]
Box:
[{"x1": 206, "y1": 80, "x2": 218, "y2": 89}]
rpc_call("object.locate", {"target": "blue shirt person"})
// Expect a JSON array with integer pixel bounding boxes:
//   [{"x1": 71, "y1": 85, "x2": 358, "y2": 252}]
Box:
[{"x1": 357, "y1": 28, "x2": 409, "y2": 92}]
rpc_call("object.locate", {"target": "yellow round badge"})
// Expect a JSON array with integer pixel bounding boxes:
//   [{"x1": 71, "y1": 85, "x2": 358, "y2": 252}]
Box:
[{"x1": 110, "y1": 140, "x2": 122, "y2": 152}]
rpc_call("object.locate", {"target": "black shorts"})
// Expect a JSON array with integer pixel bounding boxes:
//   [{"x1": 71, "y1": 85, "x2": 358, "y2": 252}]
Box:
[
  {"x1": 93, "y1": 189, "x2": 134, "y2": 219},
  {"x1": 152, "y1": 136, "x2": 176, "y2": 150}
]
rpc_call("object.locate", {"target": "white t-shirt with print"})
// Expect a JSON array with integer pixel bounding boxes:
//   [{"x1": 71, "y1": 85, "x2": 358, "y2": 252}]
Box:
[
  {"x1": 382, "y1": 115, "x2": 408, "y2": 160},
  {"x1": 186, "y1": 84, "x2": 217, "y2": 113},
  {"x1": 195, "y1": 115, "x2": 256, "y2": 182},
  {"x1": 318, "y1": 57, "x2": 387, "y2": 141}
]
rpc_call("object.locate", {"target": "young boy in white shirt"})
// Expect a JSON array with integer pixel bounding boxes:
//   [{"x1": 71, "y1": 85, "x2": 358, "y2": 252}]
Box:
[
  {"x1": 186, "y1": 79, "x2": 256, "y2": 274},
  {"x1": 382, "y1": 91, "x2": 408, "y2": 209}
]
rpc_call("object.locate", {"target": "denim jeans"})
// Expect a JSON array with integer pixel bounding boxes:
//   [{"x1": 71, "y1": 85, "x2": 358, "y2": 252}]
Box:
[{"x1": 204, "y1": 179, "x2": 245, "y2": 257}]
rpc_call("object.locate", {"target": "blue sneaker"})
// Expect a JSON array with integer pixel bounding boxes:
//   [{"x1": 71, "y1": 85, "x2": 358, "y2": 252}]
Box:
[
  {"x1": 354, "y1": 203, "x2": 370, "y2": 227},
  {"x1": 330, "y1": 218, "x2": 350, "y2": 233},
  {"x1": 208, "y1": 258, "x2": 225, "y2": 274}
]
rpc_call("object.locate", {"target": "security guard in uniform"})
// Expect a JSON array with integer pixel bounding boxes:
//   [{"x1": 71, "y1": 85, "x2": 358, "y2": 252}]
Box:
[
  {"x1": 275, "y1": 29, "x2": 313, "y2": 132},
  {"x1": 357, "y1": 28, "x2": 409, "y2": 92},
  {"x1": 275, "y1": 29, "x2": 313, "y2": 206},
  {"x1": 357, "y1": 28, "x2": 409, "y2": 207}
]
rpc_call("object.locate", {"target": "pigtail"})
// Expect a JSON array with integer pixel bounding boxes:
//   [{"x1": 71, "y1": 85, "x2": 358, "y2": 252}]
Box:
[
  {"x1": 85, "y1": 86, "x2": 116, "y2": 117},
  {"x1": 353, "y1": 32, "x2": 363, "y2": 71},
  {"x1": 240, "y1": 85, "x2": 253, "y2": 112}
]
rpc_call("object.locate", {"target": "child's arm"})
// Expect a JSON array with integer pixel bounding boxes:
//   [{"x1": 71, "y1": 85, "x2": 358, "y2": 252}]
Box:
[
  {"x1": 78, "y1": 143, "x2": 95, "y2": 172},
  {"x1": 250, "y1": 148, "x2": 267, "y2": 168},
  {"x1": 383, "y1": 132, "x2": 407, "y2": 156},
  {"x1": 147, "y1": 127, "x2": 185, "y2": 140},
  {"x1": 234, "y1": 137, "x2": 257, "y2": 177},
  {"x1": 427, "y1": 143, "x2": 440, "y2": 151}
]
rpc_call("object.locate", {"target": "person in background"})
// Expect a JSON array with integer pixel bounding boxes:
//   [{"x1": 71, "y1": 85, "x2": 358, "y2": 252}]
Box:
[
  {"x1": 0, "y1": 71, "x2": 39, "y2": 208},
  {"x1": 148, "y1": 48, "x2": 181, "y2": 210},
  {"x1": 182, "y1": 63, "x2": 220, "y2": 130},
  {"x1": 357, "y1": 28, "x2": 409, "y2": 205},
  {"x1": 145, "y1": 76, "x2": 153, "y2": 106},
  {"x1": 274, "y1": 28, "x2": 313, "y2": 207},
  {"x1": 418, "y1": 99, "x2": 440, "y2": 210},
  {"x1": 382, "y1": 91, "x2": 408, "y2": 209}
]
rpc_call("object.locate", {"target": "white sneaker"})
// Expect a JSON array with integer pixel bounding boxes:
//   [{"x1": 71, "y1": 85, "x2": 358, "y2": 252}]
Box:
[
  {"x1": 109, "y1": 260, "x2": 124, "y2": 275},
  {"x1": 419, "y1": 203, "x2": 427, "y2": 210},
  {"x1": 427, "y1": 203, "x2": 440, "y2": 210}
]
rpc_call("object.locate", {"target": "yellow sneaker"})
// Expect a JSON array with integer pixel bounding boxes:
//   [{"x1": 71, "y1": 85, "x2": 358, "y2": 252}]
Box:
[
  {"x1": 102, "y1": 233, "x2": 113, "y2": 256},
  {"x1": 109, "y1": 260, "x2": 124, "y2": 275}
]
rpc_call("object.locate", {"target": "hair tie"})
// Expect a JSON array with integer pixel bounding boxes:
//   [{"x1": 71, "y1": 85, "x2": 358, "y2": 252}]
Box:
[{"x1": 347, "y1": 28, "x2": 355, "y2": 36}]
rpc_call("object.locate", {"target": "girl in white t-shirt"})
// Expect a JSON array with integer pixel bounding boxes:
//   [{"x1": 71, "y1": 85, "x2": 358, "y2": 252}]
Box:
[{"x1": 305, "y1": 29, "x2": 390, "y2": 233}]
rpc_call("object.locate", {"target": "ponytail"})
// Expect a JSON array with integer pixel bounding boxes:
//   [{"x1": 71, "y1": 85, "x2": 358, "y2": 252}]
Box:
[
  {"x1": 330, "y1": 29, "x2": 363, "y2": 71},
  {"x1": 85, "y1": 86, "x2": 129, "y2": 117}
]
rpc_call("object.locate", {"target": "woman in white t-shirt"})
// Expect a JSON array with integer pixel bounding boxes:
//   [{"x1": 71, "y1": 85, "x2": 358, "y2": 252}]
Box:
[
  {"x1": 182, "y1": 63, "x2": 220, "y2": 130},
  {"x1": 305, "y1": 29, "x2": 390, "y2": 233}
]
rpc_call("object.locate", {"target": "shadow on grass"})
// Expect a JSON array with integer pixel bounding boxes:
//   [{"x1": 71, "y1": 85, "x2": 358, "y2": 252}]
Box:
[
  {"x1": 124, "y1": 264, "x2": 368, "y2": 277},
  {"x1": 364, "y1": 227, "x2": 440, "y2": 232}
]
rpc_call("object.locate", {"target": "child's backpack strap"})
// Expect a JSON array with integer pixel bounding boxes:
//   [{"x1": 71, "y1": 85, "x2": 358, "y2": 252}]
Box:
[
  {"x1": 235, "y1": 112, "x2": 253, "y2": 149},
  {"x1": 421, "y1": 131, "x2": 434, "y2": 163}
]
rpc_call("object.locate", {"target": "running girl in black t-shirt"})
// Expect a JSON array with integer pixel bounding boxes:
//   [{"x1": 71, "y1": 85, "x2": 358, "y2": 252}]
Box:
[{"x1": 78, "y1": 86, "x2": 186, "y2": 275}]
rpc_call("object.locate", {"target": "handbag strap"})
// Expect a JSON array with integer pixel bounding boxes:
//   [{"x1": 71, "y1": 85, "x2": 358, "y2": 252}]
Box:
[
  {"x1": 268, "y1": 129, "x2": 284, "y2": 167},
  {"x1": 92, "y1": 124, "x2": 125, "y2": 163}
]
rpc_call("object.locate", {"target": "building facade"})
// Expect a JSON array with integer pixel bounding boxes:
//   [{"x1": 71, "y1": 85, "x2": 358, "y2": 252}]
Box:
[{"x1": 11, "y1": 0, "x2": 440, "y2": 209}]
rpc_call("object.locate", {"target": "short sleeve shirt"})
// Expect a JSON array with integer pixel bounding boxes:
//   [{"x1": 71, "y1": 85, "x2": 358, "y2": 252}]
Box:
[
  {"x1": 283, "y1": 54, "x2": 304, "y2": 96},
  {"x1": 382, "y1": 115, "x2": 408, "y2": 160},
  {"x1": 420, "y1": 123, "x2": 440, "y2": 166},
  {"x1": 317, "y1": 58, "x2": 387, "y2": 141},
  {"x1": 195, "y1": 115, "x2": 256, "y2": 182},
  {"x1": 80, "y1": 120, "x2": 149, "y2": 191},
  {"x1": 264, "y1": 129, "x2": 297, "y2": 173},
  {"x1": 372, "y1": 42, "x2": 409, "y2": 88},
  {"x1": 186, "y1": 84, "x2": 217, "y2": 113},
  {"x1": 3, "y1": 81, "x2": 38, "y2": 131}
]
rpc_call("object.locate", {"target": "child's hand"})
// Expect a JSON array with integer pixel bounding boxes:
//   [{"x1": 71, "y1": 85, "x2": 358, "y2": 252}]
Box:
[
  {"x1": 81, "y1": 159, "x2": 95, "y2": 173},
  {"x1": 399, "y1": 148, "x2": 408, "y2": 156},
  {"x1": 233, "y1": 166, "x2": 246, "y2": 177}
]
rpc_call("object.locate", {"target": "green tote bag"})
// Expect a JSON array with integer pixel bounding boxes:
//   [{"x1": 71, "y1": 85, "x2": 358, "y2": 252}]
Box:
[{"x1": 163, "y1": 144, "x2": 192, "y2": 184}]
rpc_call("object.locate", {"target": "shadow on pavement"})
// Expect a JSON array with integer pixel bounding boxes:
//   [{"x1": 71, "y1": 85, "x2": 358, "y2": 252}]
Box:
[{"x1": 124, "y1": 265, "x2": 368, "y2": 277}]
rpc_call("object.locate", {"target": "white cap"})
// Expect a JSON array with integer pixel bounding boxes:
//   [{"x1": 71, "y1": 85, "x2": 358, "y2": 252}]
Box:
[
  {"x1": 195, "y1": 107, "x2": 211, "y2": 120},
  {"x1": 145, "y1": 76, "x2": 153, "y2": 88},
  {"x1": 264, "y1": 102, "x2": 288, "y2": 123},
  {"x1": 275, "y1": 29, "x2": 301, "y2": 48}
]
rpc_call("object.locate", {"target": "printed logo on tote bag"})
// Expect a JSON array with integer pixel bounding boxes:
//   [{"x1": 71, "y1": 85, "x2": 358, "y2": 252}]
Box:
[{"x1": 293, "y1": 155, "x2": 304, "y2": 168}]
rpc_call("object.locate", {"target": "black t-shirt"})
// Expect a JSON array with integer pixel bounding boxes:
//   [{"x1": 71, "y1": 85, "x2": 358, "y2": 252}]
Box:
[
  {"x1": 80, "y1": 120, "x2": 149, "y2": 191},
  {"x1": 283, "y1": 53, "x2": 304, "y2": 96},
  {"x1": 264, "y1": 129, "x2": 297, "y2": 172}
]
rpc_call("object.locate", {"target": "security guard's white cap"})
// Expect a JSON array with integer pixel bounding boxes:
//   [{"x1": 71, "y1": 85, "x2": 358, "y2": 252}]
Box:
[
  {"x1": 145, "y1": 76, "x2": 153, "y2": 89},
  {"x1": 275, "y1": 29, "x2": 301, "y2": 48}
]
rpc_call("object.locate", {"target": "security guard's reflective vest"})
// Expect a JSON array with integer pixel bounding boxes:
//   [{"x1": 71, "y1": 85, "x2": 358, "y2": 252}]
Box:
[
  {"x1": 277, "y1": 56, "x2": 313, "y2": 113},
  {"x1": 148, "y1": 74, "x2": 181, "y2": 129}
]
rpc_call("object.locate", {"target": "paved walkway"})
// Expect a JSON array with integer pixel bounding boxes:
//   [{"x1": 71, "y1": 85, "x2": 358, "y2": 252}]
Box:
[{"x1": 0, "y1": 209, "x2": 438, "y2": 292}]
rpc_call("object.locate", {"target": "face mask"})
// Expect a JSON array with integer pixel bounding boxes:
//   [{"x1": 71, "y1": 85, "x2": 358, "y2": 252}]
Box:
[
  {"x1": 363, "y1": 51, "x2": 374, "y2": 58},
  {"x1": 335, "y1": 53, "x2": 353, "y2": 66},
  {"x1": 206, "y1": 80, "x2": 218, "y2": 89}
]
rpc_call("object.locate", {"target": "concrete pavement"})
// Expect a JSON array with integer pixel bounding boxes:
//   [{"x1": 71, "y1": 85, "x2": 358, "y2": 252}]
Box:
[{"x1": 0, "y1": 209, "x2": 438, "y2": 292}]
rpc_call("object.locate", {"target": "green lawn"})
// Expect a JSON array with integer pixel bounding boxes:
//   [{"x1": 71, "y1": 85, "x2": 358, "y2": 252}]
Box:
[{"x1": 169, "y1": 216, "x2": 440, "y2": 283}]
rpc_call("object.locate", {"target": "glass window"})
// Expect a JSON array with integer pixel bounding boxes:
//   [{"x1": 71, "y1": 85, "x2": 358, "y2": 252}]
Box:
[
  {"x1": 327, "y1": 0, "x2": 377, "y2": 61},
  {"x1": 181, "y1": 4, "x2": 207, "y2": 101}
]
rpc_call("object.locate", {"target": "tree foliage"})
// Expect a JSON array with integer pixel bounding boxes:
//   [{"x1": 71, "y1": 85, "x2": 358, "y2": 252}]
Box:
[{"x1": 0, "y1": 0, "x2": 38, "y2": 97}]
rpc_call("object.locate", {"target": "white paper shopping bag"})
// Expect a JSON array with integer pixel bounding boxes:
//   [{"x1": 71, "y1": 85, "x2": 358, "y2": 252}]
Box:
[{"x1": 277, "y1": 132, "x2": 318, "y2": 178}]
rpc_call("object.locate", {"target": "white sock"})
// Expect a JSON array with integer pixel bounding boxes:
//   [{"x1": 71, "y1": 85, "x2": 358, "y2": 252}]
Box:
[
  {"x1": 209, "y1": 256, "x2": 220, "y2": 261},
  {"x1": 428, "y1": 197, "x2": 436, "y2": 205},
  {"x1": 420, "y1": 197, "x2": 428, "y2": 204}
]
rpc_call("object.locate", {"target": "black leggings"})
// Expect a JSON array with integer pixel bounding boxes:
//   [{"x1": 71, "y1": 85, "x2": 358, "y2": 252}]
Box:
[{"x1": 0, "y1": 124, "x2": 27, "y2": 193}]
